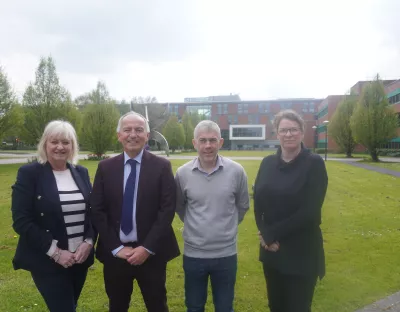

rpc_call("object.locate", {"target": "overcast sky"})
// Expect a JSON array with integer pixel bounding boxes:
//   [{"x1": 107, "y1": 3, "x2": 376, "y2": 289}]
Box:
[{"x1": 1, "y1": 0, "x2": 399, "y2": 102}]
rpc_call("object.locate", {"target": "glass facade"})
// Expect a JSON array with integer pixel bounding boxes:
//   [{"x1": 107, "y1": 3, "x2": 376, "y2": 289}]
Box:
[
  {"x1": 186, "y1": 105, "x2": 211, "y2": 118},
  {"x1": 232, "y1": 127, "x2": 263, "y2": 138}
]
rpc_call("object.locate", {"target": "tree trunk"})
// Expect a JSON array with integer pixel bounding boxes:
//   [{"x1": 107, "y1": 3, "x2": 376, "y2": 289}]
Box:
[
  {"x1": 370, "y1": 149, "x2": 379, "y2": 162},
  {"x1": 346, "y1": 147, "x2": 353, "y2": 158}
]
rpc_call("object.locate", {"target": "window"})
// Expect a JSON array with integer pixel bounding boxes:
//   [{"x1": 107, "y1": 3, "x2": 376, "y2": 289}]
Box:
[
  {"x1": 232, "y1": 128, "x2": 263, "y2": 137},
  {"x1": 243, "y1": 103, "x2": 248, "y2": 114},
  {"x1": 389, "y1": 93, "x2": 400, "y2": 105},
  {"x1": 317, "y1": 106, "x2": 328, "y2": 118},
  {"x1": 223, "y1": 104, "x2": 228, "y2": 114},
  {"x1": 258, "y1": 103, "x2": 269, "y2": 113},
  {"x1": 238, "y1": 104, "x2": 243, "y2": 114},
  {"x1": 233, "y1": 116, "x2": 238, "y2": 124}
]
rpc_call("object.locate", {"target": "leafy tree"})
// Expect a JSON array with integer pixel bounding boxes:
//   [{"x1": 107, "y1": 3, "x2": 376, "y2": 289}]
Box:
[
  {"x1": 182, "y1": 112, "x2": 194, "y2": 149},
  {"x1": 351, "y1": 75, "x2": 398, "y2": 161},
  {"x1": 79, "y1": 82, "x2": 120, "y2": 156},
  {"x1": 0, "y1": 67, "x2": 24, "y2": 140},
  {"x1": 21, "y1": 56, "x2": 81, "y2": 144},
  {"x1": 189, "y1": 112, "x2": 201, "y2": 130},
  {"x1": 163, "y1": 115, "x2": 185, "y2": 152},
  {"x1": 328, "y1": 95, "x2": 358, "y2": 157}
]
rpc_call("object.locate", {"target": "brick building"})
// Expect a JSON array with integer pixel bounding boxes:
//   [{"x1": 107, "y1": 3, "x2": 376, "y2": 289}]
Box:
[
  {"x1": 156, "y1": 77, "x2": 400, "y2": 152},
  {"x1": 164, "y1": 96, "x2": 322, "y2": 150}
]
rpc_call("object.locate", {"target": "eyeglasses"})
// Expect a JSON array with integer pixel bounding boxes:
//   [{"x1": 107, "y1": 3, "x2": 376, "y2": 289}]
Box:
[
  {"x1": 277, "y1": 128, "x2": 300, "y2": 135},
  {"x1": 198, "y1": 138, "x2": 219, "y2": 144}
]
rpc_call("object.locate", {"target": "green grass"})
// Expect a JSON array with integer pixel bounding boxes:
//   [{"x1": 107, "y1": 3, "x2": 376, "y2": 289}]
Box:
[{"x1": 0, "y1": 160, "x2": 399, "y2": 311}]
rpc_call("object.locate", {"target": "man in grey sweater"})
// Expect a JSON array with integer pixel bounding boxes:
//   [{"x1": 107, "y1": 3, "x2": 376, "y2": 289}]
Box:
[{"x1": 175, "y1": 120, "x2": 249, "y2": 312}]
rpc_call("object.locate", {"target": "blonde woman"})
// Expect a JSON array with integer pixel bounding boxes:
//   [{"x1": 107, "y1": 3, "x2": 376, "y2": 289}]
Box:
[{"x1": 11, "y1": 120, "x2": 95, "y2": 312}]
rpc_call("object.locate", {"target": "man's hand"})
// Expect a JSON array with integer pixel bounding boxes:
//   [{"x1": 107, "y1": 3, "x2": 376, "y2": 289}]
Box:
[
  {"x1": 57, "y1": 250, "x2": 76, "y2": 268},
  {"x1": 74, "y1": 242, "x2": 92, "y2": 264},
  {"x1": 115, "y1": 246, "x2": 134, "y2": 260},
  {"x1": 258, "y1": 231, "x2": 280, "y2": 252},
  {"x1": 127, "y1": 246, "x2": 150, "y2": 266}
]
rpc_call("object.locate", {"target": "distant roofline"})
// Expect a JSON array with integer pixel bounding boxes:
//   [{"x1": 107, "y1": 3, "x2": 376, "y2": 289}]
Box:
[{"x1": 152, "y1": 98, "x2": 324, "y2": 105}]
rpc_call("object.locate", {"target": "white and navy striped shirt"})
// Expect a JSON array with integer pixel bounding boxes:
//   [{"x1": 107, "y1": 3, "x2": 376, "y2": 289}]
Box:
[{"x1": 53, "y1": 169, "x2": 86, "y2": 253}]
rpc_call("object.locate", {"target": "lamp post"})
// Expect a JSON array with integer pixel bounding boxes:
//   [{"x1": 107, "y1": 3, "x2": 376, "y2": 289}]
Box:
[
  {"x1": 323, "y1": 120, "x2": 329, "y2": 161},
  {"x1": 312, "y1": 125, "x2": 317, "y2": 153}
]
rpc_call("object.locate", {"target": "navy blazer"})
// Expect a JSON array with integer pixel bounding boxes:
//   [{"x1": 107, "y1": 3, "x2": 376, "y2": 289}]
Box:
[{"x1": 11, "y1": 161, "x2": 95, "y2": 274}]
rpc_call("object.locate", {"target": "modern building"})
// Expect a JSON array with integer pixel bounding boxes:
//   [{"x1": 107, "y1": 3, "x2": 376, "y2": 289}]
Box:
[
  {"x1": 157, "y1": 76, "x2": 400, "y2": 152},
  {"x1": 165, "y1": 96, "x2": 323, "y2": 150}
]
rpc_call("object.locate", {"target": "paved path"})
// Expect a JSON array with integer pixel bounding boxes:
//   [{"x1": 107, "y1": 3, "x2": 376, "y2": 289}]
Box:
[
  {"x1": 355, "y1": 291, "x2": 400, "y2": 312},
  {"x1": 344, "y1": 161, "x2": 400, "y2": 177}
]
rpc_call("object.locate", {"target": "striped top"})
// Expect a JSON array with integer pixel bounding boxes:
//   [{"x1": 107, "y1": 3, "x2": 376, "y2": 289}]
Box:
[{"x1": 53, "y1": 169, "x2": 86, "y2": 253}]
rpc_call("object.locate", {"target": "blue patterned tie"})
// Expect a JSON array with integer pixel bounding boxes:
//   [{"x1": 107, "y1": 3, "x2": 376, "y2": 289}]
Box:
[{"x1": 121, "y1": 159, "x2": 137, "y2": 235}]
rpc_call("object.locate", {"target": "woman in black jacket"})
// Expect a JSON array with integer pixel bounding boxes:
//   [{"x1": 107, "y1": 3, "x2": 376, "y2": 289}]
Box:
[
  {"x1": 254, "y1": 109, "x2": 328, "y2": 312},
  {"x1": 11, "y1": 120, "x2": 95, "y2": 312}
]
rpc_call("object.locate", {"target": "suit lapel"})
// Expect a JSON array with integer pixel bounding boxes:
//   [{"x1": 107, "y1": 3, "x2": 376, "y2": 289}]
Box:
[
  {"x1": 69, "y1": 164, "x2": 89, "y2": 202},
  {"x1": 113, "y1": 154, "x2": 125, "y2": 220},
  {"x1": 136, "y1": 150, "x2": 151, "y2": 209}
]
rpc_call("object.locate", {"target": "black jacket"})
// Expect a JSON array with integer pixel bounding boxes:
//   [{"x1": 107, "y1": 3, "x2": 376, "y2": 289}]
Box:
[
  {"x1": 11, "y1": 162, "x2": 95, "y2": 273},
  {"x1": 254, "y1": 147, "x2": 328, "y2": 278}
]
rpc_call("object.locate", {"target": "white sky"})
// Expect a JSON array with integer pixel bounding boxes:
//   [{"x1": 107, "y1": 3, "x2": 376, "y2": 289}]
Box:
[{"x1": 1, "y1": 0, "x2": 399, "y2": 102}]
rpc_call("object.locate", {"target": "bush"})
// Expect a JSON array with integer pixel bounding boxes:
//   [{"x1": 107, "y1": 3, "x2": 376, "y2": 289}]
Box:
[
  {"x1": 86, "y1": 154, "x2": 110, "y2": 161},
  {"x1": 378, "y1": 149, "x2": 400, "y2": 157}
]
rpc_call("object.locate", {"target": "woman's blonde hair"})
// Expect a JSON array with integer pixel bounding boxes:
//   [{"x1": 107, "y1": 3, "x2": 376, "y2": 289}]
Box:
[
  {"x1": 273, "y1": 109, "x2": 305, "y2": 132},
  {"x1": 37, "y1": 120, "x2": 79, "y2": 165}
]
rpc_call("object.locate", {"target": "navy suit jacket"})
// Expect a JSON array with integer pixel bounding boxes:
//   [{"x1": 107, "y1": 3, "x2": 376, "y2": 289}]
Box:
[
  {"x1": 11, "y1": 162, "x2": 95, "y2": 273},
  {"x1": 91, "y1": 150, "x2": 180, "y2": 264}
]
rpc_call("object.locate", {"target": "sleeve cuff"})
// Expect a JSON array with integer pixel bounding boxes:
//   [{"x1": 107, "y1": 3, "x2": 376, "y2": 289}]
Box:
[
  {"x1": 144, "y1": 248, "x2": 155, "y2": 255},
  {"x1": 46, "y1": 240, "x2": 58, "y2": 257},
  {"x1": 112, "y1": 245, "x2": 124, "y2": 257},
  {"x1": 84, "y1": 238, "x2": 94, "y2": 246}
]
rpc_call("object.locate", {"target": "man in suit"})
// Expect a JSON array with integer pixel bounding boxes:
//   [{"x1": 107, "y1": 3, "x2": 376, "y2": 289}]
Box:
[{"x1": 91, "y1": 112, "x2": 180, "y2": 312}]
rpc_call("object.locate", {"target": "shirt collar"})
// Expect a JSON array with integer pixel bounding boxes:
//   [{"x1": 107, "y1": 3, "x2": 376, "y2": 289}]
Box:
[
  {"x1": 192, "y1": 155, "x2": 224, "y2": 172},
  {"x1": 124, "y1": 149, "x2": 144, "y2": 165}
]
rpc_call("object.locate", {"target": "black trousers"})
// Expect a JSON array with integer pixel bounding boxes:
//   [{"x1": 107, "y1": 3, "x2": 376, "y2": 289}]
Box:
[
  {"x1": 31, "y1": 265, "x2": 88, "y2": 312},
  {"x1": 263, "y1": 264, "x2": 317, "y2": 312},
  {"x1": 103, "y1": 256, "x2": 168, "y2": 312}
]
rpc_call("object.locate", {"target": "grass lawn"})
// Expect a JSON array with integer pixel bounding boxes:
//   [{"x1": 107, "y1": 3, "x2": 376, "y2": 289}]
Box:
[{"x1": 0, "y1": 160, "x2": 399, "y2": 311}]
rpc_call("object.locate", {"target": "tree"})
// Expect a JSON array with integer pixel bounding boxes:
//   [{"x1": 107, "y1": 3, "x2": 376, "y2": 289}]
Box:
[
  {"x1": 80, "y1": 82, "x2": 120, "y2": 156},
  {"x1": 328, "y1": 95, "x2": 358, "y2": 157},
  {"x1": 21, "y1": 56, "x2": 81, "y2": 144},
  {"x1": 130, "y1": 96, "x2": 169, "y2": 131},
  {"x1": 162, "y1": 115, "x2": 185, "y2": 152},
  {"x1": 182, "y1": 112, "x2": 194, "y2": 149},
  {"x1": 189, "y1": 112, "x2": 201, "y2": 130},
  {"x1": 0, "y1": 67, "x2": 24, "y2": 141},
  {"x1": 351, "y1": 75, "x2": 398, "y2": 162}
]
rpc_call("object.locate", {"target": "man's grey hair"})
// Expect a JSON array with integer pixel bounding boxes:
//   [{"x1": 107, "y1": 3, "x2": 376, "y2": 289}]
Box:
[
  {"x1": 37, "y1": 120, "x2": 79, "y2": 165},
  {"x1": 116, "y1": 111, "x2": 150, "y2": 133},
  {"x1": 193, "y1": 120, "x2": 221, "y2": 139}
]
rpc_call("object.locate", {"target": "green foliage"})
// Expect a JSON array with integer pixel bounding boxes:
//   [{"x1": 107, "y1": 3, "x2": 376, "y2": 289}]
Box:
[
  {"x1": 80, "y1": 82, "x2": 120, "y2": 156},
  {"x1": 0, "y1": 67, "x2": 24, "y2": 140},
  {"x1": 21, "y1": 57, "x2": 81, "y2": 144},
  {"x1": 162, "y1": 115, "x2": 185, "y2": 152},
  {"x1": 189, "y1": 112, "x2": 201, "y2": 129},
  {"x1": 182, "y1": 112, "x2": 194, "y2": 149},
  {"x1": 328, "y1": 95, "x2": 358, "y2": 157},
  {"x1": 351, "y1": 75, "x2": 398, "y2": 162}
]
